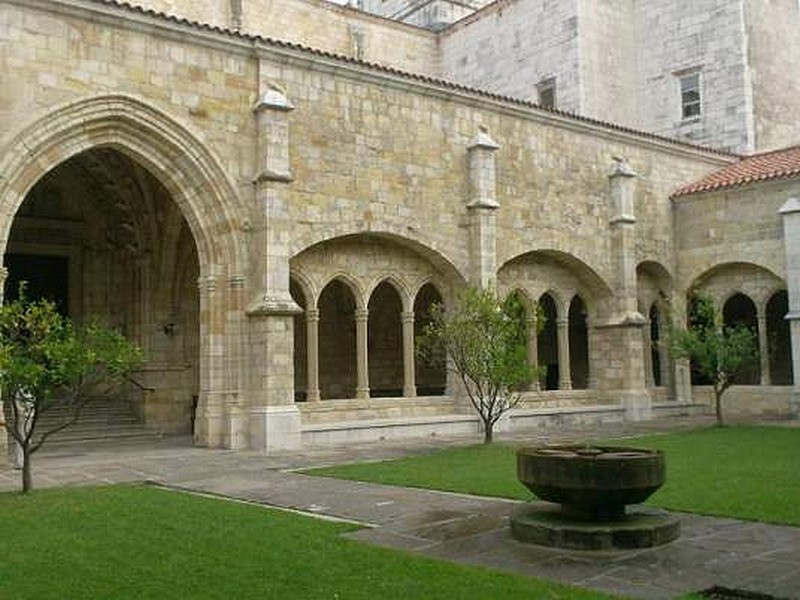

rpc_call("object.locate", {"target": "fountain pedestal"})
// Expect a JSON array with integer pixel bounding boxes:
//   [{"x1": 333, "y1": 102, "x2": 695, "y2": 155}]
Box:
[{"x1": 510, "y1": 445, "x2": 680, "y2": 549}]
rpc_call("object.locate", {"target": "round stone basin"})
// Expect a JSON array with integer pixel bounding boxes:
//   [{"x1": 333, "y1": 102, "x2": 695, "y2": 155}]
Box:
[{"x1": 517, "y1": 445, "x2": 665, "y2": 521}]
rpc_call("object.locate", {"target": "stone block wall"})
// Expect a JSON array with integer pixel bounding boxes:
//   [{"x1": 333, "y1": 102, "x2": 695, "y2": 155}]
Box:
[
  {"x1": 743, "y1": 0, "x2": 800, "y2": 151},
  {"x1": 673, "y1": 180, "x2": 796, "y2": 292},
  {"x1": 125, "y1": 0, "x2": 440, "y2": 76},
  {"x1": 439, "y1": 0, "x2": 583, "y2": 112},
  {"x1": 634, "y1": 0, "x2": 753, "y2": 153}
]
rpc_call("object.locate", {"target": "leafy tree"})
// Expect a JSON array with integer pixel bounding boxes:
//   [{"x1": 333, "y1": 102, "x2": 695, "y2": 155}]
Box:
[
  {"x1": 0, "y1": 290, "x2": 142, "y2": 492},
  {"x1": 670, "y1": 293, "x2": 759, "y2": 426},
  {"x1": 417, "y1": 287, "x2": 537, "y2": 443}
]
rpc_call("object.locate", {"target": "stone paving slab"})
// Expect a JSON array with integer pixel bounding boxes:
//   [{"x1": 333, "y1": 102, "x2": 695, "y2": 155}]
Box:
[{"x1": 2, "y1": 416, "x2": 799, "y2": 599}]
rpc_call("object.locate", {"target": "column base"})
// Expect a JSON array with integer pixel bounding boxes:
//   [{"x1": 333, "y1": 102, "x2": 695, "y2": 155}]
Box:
[
  {"x1": 620, "y1": 389, "x2": 652, "y2": 421},
  {"x1": 193, "y1": 396, "x2": 224, "y2": 448},
  {"x1": 249, "y1": 405, "x2": 301, "y2": 453},
  {"x1": 224, "y1": 404, "x2": 250, "y2": 450}
]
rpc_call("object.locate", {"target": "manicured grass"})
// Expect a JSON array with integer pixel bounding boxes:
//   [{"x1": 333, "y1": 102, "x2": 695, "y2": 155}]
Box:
[
  {"x1": 309, "y1": 426, "x2": 800, "y2": 525},
  {"x1": 0, "y1": 484, "x2": 611, "y2": 599}
]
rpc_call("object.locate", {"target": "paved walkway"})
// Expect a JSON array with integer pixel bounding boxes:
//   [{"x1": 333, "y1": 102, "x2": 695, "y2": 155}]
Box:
[{"x1": 2, "y1": 416, "x2": 798, "y2": 599}]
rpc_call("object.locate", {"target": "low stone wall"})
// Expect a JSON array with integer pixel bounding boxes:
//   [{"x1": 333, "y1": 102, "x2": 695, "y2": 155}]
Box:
[{"x1": 691, "y1": 385, "x2": 793, "y2": 420}]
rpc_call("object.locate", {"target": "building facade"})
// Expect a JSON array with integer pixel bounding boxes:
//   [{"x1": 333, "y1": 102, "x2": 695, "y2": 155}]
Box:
[{"x1": 0, "y1": 0, "x2": 798, "y2": 460}]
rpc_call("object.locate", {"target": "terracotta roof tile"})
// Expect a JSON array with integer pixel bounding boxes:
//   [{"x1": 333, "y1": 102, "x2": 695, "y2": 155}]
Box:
[
  {"x1": 672, "y1": 145, "x2": 800, "y2": 198},
  {"x1": 78, "y1": 0, "x2": 741, "y2": 158}
]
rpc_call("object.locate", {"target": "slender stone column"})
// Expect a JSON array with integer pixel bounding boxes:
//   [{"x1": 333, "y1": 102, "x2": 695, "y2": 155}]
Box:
[
  {"x1": 402, "y1": 310, "x2": 417, "y2": 398},
  {"x1": 557, "y1": 317, "x2": 572, "y2": 391},
  {"x1": 526, "y1": 313, "x2": 540, "y2": 391},
  {"x1": 305, "y1": 309, "x2": 321, "y2": 402},
  {"x1": 778, "y1": 197, "x2": 800, "y2": 416},
  {"x1": 467, "y1": 127, "x2": 500, "y2": 290},
  {"x1": 355, "y1": 308, "x2": 370, "y2": 399},
  {"x1": 756, "y1": 312, "x2": 770, "y2": 386}
]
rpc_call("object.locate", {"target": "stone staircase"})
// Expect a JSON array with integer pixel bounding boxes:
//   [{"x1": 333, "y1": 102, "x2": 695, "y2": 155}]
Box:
[{"x1": 4, "y1": 397, "x2": 160, "y2": 447}]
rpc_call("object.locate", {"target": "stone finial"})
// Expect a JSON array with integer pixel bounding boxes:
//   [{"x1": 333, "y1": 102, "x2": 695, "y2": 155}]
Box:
[
  {"x1": 253, "y1": 86, "x2": 294, "y2": 113},
  {"x1": 468, "y1": 126, "x2": 500, "y2": 151},
  {"x1": 609, "y1": 155, "x2": 636, "y2": 178}
]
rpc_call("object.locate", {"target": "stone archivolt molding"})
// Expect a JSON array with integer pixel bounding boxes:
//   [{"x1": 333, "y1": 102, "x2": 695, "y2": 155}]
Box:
[{"x1": 0, "y1": 94, "x2": 245, "y2": 275}]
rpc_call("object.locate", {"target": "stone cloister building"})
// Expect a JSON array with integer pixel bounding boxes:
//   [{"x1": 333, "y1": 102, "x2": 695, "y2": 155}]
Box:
[{"x1": 1, "y1": 0, "x2": 798, "y2": 458}]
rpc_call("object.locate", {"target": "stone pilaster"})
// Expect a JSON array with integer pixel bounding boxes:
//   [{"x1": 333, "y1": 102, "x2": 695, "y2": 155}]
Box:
[
  {"x1": 402, "y1": 310, "x2": 417, "y2": 397},
  {"x1": 0, "y1": 266, "x2": 8, "y2": 466},
  {"x1": 467, "y1": 127, "x2": 500, "y2": 290},
  {"x1": 608, "y1": 158, "x2": 650, "y2": 419},
  {"x1": 224, "y1": 274, "x2": 249, "y2": 450},
  {"x1": 247, "y1": 79, "x2": 303, "y2": 452},
  {"x1": 194, "y1": 266, "x2": 225, "y2": 447},
  {"x1": 779, "y1": 197, "x2": 800, "y2": 417}
]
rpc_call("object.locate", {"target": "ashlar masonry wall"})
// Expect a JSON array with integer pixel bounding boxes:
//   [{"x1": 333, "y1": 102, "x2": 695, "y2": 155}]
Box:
[
  {"x1": 1, "y1": 0, "x2": 747, "y2": 454},
  {"x1": 124, "y1": 0, "x2": 440, "y2": 76}
]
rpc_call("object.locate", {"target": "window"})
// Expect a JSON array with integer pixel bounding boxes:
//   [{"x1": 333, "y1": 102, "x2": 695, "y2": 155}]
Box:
[
  {"x1": 537, "y1": 78, "x2": 556, "y2": 109},
  {"x1": 679, "y1": 71, "x2": 701, "y2": 119}
]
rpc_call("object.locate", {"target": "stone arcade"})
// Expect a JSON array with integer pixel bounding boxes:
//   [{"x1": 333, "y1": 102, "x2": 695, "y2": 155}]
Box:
[{"x1": 1, "y1": 0, "x2": 799, "y2": 460}]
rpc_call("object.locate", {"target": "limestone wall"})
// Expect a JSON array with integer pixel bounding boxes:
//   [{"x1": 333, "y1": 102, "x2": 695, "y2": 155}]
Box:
[
  {"x1": 577, "y1": 0, "x2": 637, "y2": 126},
  {"x1": 634, "y1": 0, "x2": 753, "y2": 153},
  {"x1": 439, "y1": 0, "x2": 583, "y2": 112},
  {"x1": 743, "y1": 0, "x2": 800, "y2": 152},
  {"x1": 673, "y1": 180, "x2": 798, "y2": 292},
  {"x1": 124, "y1": 0, "x2": 440, "y2": 75}
]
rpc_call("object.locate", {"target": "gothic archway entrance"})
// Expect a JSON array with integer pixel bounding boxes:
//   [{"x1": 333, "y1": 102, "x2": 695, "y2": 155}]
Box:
[{"x1": 4, "y1": 148, "x2": 201, "y2": 436}]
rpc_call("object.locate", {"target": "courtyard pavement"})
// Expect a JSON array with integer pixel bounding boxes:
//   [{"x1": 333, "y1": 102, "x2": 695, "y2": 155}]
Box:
[{"x1": 1, "y1": 415, "x2": 798, "y2": 599}]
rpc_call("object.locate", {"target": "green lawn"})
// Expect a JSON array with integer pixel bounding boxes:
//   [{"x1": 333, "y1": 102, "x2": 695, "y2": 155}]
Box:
[
  {"x1": 308, "y1": 425, "x2": 800, "y2": 525},
  {"x1": 0, "y1": 484, "x2": 612, "y2": 599}
]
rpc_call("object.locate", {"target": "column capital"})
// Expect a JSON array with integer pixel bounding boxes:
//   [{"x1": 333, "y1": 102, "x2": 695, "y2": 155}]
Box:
[
  {"x1": 354, "y1": 308, "x2": 369, "y2": 321},
  {"x1": 401, "y1": 310, "x2": 415, "y2": 323},
  {"x1": 253, "y1": 87, "x2": 295, "y2": 113},
  {"x1": 305, "y1": 308, "x2": 320, "y2": 322}
]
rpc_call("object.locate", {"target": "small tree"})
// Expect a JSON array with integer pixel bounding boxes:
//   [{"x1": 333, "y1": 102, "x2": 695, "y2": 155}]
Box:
[
  {"x1": 670, "y1": 293, "x2": 758, "y2": 426},
  {"x1": 417, "y1": 287, "x2": 536, "y2": 443},
  {"x1": 0, "y1": 291, "x2": 142, "y2": 492}
]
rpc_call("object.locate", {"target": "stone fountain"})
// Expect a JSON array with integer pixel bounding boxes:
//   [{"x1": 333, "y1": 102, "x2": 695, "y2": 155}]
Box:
[{"x1": 510, "y1": 445, "x2": 680, "y2": 550}]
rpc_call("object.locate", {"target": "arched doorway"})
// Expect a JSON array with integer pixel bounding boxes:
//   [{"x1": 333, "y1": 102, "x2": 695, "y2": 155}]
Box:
[
  {"x1": 414, "y1": 283, "x2": 446, "y2": 396},
  {"x1": 290, "y1": 278, "x2": 308, "y2": 402},
  {"x1": 538, "y1": 293, "x2": 559, "y2": 390},
  {"x1": 318, "y1": 279, "x2": 358, "y2": 399},
  {"x1": 766, "y1": 290, "x2": 792, "y2": 385},
  {"x1": 0, "y1": 96, "x2": 244, "y2": 449},
  {"x1": 4, "y1": 148, "x2": 200, "y2": 433},
  {"x1": 568, "y1": 295, "x2": 589, "y2": 389},
  {"x1": 723, "y1": 293, "x2": 760, "y2": 384},
  {"x1": 649, "y1": 303, "x2": 663, "y2": 387},
  {"x1": 368, "y1": 281, "x2": 404, "y2": 397}
]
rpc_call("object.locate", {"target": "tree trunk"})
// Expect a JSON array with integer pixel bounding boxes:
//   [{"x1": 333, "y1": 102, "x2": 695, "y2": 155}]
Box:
[
  {"x1": 714, "y1": 387, "x2": 725, "y2": 427},
  {"x1": 483, "y1": 420, "x2": 493, "y2": 444},
  {"x1": 22, "y1": 448, "x2": 33, "y2": 493}
]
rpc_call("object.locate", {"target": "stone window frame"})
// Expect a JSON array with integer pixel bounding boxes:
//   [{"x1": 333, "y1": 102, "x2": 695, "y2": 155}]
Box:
[
  {"x1": 677, "y1": 68, "x2": 702, "y2": 121},
  {"x1": 537, "y1": 77, "x2": 557, "y2": 110}
]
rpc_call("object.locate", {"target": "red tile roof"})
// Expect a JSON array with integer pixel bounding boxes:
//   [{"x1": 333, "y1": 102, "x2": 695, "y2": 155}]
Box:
[
  {"x1": 80, "y1": 0, "x2": 738, "y2": 158},
  {"x1": 672, "y1": 145, "x2": 800, "y2": 198}
]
